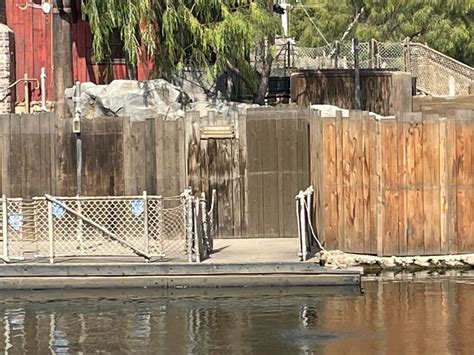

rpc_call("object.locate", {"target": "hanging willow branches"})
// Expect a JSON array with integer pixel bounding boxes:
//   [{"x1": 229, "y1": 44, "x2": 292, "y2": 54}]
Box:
[{"x1": 81, "y1": 0, "x2": 281, "y2": 102}]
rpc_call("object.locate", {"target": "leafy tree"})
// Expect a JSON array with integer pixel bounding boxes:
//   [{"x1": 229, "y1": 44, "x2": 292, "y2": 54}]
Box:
[
  {"x1": 81, "y1": 0, "x2": 281, "y2": 104},
  {"x1": 289, "y1": 0, "x2": 473, "y2": 66}
]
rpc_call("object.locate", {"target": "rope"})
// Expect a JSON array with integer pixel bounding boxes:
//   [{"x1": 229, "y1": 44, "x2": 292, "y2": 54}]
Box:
[
  {"x1": 302, "y1": 197, "x2": 326, "y2": 251},
  {"x1": 298, "y1": 3, "x2": 330, "y2": 46}
]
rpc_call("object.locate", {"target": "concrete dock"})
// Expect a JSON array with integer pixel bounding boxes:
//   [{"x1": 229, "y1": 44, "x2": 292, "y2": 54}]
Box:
[{"x1": 0, "y1": 238, "x2": 362, "y2": 290}]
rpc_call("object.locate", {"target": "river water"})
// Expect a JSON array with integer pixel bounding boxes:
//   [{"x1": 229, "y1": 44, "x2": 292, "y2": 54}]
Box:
[{"x1": 0, "y1": 272, "x2": 473, "y2": 354}]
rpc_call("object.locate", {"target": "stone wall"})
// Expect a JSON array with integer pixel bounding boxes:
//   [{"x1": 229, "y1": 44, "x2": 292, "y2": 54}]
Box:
[{"x1": 0, "y1": 24, "x2": 14, "y2": 113}]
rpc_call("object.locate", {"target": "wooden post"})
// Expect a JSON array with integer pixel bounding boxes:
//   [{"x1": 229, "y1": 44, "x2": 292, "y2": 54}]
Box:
[
  {"x1": 52, "y1": 6, "x2": 74, "y2": 116},
  {"x1": 48, "y1": 200, "x2": 54, "y2": 264},
  {"x1": 143, "y1": 191, "x2": 149, "y2": 256},
  {"x1": 403, "y1": 37, "x2": 411, "y2": 72},
  {"x1": 2, "y1": 195, "x2": 8, "y2": 262}
]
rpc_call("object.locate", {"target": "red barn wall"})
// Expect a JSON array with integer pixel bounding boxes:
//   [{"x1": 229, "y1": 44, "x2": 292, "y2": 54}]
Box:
[
  {"x1": 5, "y1": 0, "x2": 53, "y2": 102},
  {"x1": 5, "y1": 2, "x2": 150, "y2": 105}
]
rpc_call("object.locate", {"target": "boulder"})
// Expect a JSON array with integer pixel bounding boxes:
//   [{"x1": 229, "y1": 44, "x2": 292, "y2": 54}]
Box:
[{"x1": 65, "y1": 79, "x2": 189, "y2": 120}]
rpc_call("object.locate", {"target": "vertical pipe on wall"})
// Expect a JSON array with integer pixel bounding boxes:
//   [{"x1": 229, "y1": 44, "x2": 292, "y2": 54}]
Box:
[
  {"x1": 73, "y1": 81, "x2": 82, "y2": 196},
  {"x1": 353, "y1": 38, "x2": 361, "y2": 110},
  {"x1": 40, "y1": 67, "x2": 47, "y2": 111},
  {"x1": 23, "y1": 73, "x2": 30, "y2": 113}
]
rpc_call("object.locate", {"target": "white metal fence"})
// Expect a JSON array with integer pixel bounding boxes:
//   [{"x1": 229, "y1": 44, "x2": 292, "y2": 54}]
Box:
[
  {"x1": 285, "y1": 39, "x2": 473, "y2": 96},
  {"x1": 0, "y1": 190, "x2": 215, "y2": 263}
]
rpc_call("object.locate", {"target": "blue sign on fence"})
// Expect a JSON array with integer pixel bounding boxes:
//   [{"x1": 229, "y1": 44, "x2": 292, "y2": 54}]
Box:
[
  {"x1": 52, "y1": 203, "x2": 66, "y2": 219},
  {"x1": 130, "y1": 200, "x2": 144, "y2": 217},
  {"x1": 8, "y1": 212, "x2": 23, "y2": 231}
]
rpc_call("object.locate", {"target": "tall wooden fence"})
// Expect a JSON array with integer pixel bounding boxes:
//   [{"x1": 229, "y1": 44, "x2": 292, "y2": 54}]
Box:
[
  {"x1": 187, "y1": 107, "x2": 309, "y2": 238},
  {"x1": 310, "y1": 109, "x2": 474, "y2": 256},
  {"x1": 0, "y1": 108, "x2": 308, "y2": 239}
]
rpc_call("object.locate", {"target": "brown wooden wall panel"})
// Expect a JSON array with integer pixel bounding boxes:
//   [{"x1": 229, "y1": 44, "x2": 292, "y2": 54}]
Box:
[
  {"x1": 291, "y1": 70, "x2": 413, "y2": 116},
  {"x1": 310, "y1": 108, "x2": 474, "y2": 256}
]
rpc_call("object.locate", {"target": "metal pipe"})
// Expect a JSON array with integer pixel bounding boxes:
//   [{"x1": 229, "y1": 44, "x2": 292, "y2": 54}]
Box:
[
  {"x1": 24, "y1": 73, "x2": 30, "y2": 113},
  {"x1": 74, "y1": 81, "x2": 82, "y2": 196},
  {"x1": 40, "y1": 67, "x2": 47, "y2": 111},
  {"x1": 353, "y1": 38, "x2": 361, "y2": 110}
]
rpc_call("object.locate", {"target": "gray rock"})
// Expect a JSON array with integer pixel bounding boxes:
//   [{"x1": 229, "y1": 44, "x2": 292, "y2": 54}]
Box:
[
  {"x1": 412, "y1": 258, "x2": 430, "y2": 268},
  {"x1": 65, "y1": 79, "x2": 189, "y2": 121},
  {"x1": 464, "y1": 255, "x2": 474, "y2": 267}
]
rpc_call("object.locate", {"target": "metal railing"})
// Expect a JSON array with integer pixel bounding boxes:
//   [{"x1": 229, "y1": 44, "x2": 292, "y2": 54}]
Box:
[
  {"x1": 0, "y1": 190, "x2": 216, "y2": 264},
  {"x1": 286, "y1": 39, "x2": 473, "y2": 96}
]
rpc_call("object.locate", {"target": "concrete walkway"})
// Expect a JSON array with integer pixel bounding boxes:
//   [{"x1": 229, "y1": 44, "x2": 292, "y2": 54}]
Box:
[{"x1": 206, "y1": 238, "x2": 315, "y2": 263}]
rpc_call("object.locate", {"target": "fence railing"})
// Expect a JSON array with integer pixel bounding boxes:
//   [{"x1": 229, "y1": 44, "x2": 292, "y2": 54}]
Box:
[
  {"x1": 0, "y1": 190, "x2": 216, "y2": 263},
  {"x1": 282, "y1": 39, "x2": 473, "y2": 96}
]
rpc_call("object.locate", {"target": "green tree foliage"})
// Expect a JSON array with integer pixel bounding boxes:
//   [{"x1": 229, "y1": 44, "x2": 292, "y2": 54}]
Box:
[
  {"x1": 81, "y1": 0, "x2": 281, "y2": 103},
  {"x1": 289, "y1": 0, "x2": 474, "y2": 66}
]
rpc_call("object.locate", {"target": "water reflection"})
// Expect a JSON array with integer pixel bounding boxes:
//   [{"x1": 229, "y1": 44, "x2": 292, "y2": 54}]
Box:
[{"x1": 0, "y1": 275, "x2": 473, "y2": 354}]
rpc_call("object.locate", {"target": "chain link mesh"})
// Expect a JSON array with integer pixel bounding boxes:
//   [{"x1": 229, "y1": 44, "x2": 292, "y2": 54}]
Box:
[
  {"x1": 5, "y1": 200, "x2": 25, "y2": 259},
  {"x1": 149, "y1": 197, "x2": 187, "y2": 260},
  {"x1": 409, "y1": 43, "x2": 473, "y2": 96},
  {"x1": 293, "y1": 44, "x2": 334, "y2": 69},
  {"x1": 289, "y1": 40, "x2": 473, "y2": 96},
  {"x1": 377, "y1": 42, "x2": 405, "y2": 70},
  {"x1": 0, "y1": 193, "x2": 205, "y2": 263}
]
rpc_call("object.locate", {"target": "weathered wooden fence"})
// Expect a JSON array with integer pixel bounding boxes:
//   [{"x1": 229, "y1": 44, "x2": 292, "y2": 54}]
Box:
[
  {"x1": 187, "y1": 107, "x2": 309, "y2": 238},
  {"x1": 310, "y1": 109, "x2": 474, "y2": 256},
  {"x1": 291, "y1": 70, "x2": 413, "y2": 115},
  {"x1": 0, "y1": 107, "x2": 309, "y2": 239}
]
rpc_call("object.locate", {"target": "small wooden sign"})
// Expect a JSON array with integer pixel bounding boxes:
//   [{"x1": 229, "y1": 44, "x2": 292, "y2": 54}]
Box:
[{"x1": 200, "y1": 125, "x2": 235, "y2": 139}]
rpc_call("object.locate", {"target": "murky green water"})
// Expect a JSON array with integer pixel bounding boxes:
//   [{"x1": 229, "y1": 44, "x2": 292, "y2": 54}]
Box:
[{"x1": 0, "y1": 272, "x2": 473, "y2": 354}]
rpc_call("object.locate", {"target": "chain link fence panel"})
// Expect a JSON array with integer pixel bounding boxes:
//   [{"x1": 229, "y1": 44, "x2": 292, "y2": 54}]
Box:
[
  {"x1": 1, "y1": 191, "x2": 214, "y2": 263},
  {"x1": 289, "y1": 40, "x2": 472, "y2": 96},
  {"x1": 409, "y1": 43, "x2": 473, "y2": 96}
]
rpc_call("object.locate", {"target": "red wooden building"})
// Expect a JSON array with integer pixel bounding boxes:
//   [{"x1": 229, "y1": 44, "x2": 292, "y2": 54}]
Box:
[{"x1": 3, "y1": 0, "x2": 150, "y2": 108}]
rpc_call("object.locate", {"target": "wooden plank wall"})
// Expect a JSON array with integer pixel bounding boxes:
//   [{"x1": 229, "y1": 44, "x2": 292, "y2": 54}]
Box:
[
  {"x1": 0, "y1": 114, "x2": 186, "y2": 198},
  {"x1": 310, "y1": 108, "x2": 474, "y2": 256},
  {"x1": 291, "y1": 70, "x2": 413, "y2": 116},
  {"x1": 246, "y1": 107, "x2": 309, "y2": 238},
  {"x1": 1, "y1": 108, "x2": 309, "y2": 239},
  {"x1": 187, "y1": 107, "x2": 309, "y2": 238}
]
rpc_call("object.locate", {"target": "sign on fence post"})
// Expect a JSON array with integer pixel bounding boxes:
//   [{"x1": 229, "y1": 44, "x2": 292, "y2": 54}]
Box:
[
  {"x1": 2, "y1": 195, "x2": 8, "y2": 262},
  {"x1": 47, "y1": 200, "x2": 55, "y2": 264}
]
